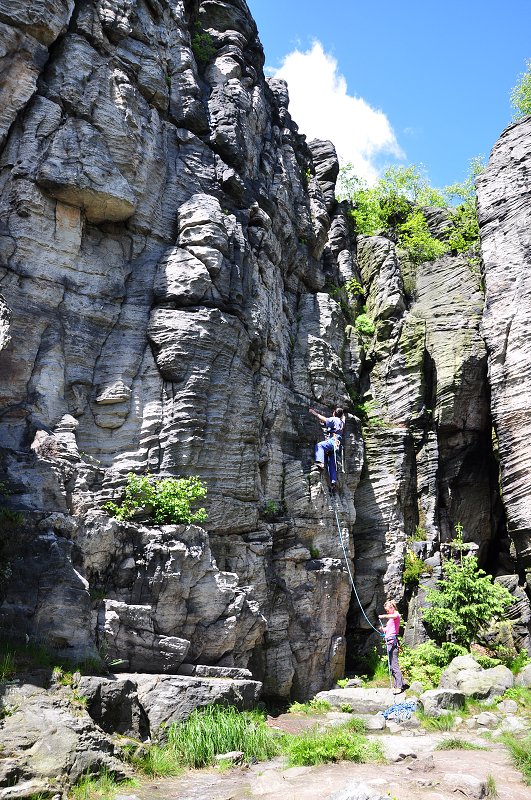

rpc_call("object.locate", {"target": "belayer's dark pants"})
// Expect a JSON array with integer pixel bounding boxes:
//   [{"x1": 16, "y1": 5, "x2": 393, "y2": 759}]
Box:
[{"x1": 386, "y1": 637, "x2": 404, "y2": 689}]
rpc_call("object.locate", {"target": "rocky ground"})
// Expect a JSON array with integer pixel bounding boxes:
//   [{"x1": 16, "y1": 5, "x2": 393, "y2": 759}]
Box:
[{"x1": 121, "y1": 718, "x2": 530, "y2": 800}]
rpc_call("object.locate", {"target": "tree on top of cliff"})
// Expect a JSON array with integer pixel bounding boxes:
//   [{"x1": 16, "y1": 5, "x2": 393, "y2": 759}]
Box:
[
  {"x1": 336, "y1": 161, "x2": 483, "y2": 264},
  {"x1": 511, "y1": 59, "x2": 531, "y2": 119}
]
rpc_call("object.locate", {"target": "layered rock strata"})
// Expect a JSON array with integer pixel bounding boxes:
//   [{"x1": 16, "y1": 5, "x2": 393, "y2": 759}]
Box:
[
  {"x1": 0, "y1": 0, "x2": 361, "y2": 700},
  {"x1": 477, "y1": 116, "x2": 531, "y2": 580}
]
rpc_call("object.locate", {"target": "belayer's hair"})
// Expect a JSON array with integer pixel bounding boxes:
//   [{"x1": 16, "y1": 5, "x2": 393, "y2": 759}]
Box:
[{"x1": 334, "y1": 407, "x2": 344, "y2": 417}]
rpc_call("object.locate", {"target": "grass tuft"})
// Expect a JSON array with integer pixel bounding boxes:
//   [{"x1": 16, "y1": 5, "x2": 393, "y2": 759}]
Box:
[
  {"x1": 131, "y1": 705, "x2": 279, "y2": 775},
  {"x1": 70, "y1": 768, "x2": 137, "y2": 800},
  {"x1": 417, "y1": 710, "x2": 456, "y2": 731},
  {"x1": 282, "y1": 723, "x2": 383, "y2": 767},
  {"x1": 435, "y1": 737, "x2": 487, "y2": 750},
  {"x1": 288, "y1": 698, "x2": 332, "y2": 715},
  {"x1": 501, "y1": 733, "x2": 531, "y2": 785},
  {"x1": 486, "y1": 773, "x2": 498, "y2": 798}
]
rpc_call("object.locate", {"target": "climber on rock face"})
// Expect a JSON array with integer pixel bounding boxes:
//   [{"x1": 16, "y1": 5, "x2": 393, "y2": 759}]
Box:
[{"x1": 309, "y1": 406, "x2": 345, "y2": 486}]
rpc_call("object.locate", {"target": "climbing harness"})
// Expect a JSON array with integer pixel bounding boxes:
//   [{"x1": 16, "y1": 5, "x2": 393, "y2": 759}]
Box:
[
  {"x1": 381, "y1": 700, "x2": 417, "y2": 722},
  {"x1": 329, "y1": 492, "x2": 394, "y2": 690}
]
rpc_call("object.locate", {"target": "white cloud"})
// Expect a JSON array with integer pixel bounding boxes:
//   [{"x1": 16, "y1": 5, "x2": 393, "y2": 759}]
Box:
[{"x1": 270, "y1": 41, "x2": 403, "y2": 183}]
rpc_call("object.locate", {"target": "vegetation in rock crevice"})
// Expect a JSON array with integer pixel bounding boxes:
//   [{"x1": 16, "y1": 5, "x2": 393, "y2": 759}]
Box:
[{"x1": 103, "y1": 473, "x2": 207, "y2": 525}]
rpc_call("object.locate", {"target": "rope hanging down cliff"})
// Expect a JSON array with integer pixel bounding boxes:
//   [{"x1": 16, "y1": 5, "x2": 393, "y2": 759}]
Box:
[{"x1": 331, "y1": 495, "x2": 393, "y2": 690}]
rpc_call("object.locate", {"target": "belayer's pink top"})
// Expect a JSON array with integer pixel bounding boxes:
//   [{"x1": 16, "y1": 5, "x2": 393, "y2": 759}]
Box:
[{"x1": 385, "y1": 614, "x2": 400, "y2": 641}]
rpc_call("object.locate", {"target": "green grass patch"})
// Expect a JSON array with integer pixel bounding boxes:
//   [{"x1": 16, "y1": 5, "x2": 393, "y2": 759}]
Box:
[
  {"x1": 131, "y1": 744, "x2": 184, "y2": 778},
  {"x1": 417, "y1": 710, "x2": 456, "y2": 731},
  {"x1": 501, "y1": 733, "x2": 531, "y2": 785},
  {"x1": 70, "y1": 769, "x2": 138, "y2": 800},
  {"x1": 435, "y1": 737, "x2": 487, "y2": 750},
  {"x1": 130, "y1": 706, "x2": 279, "y2": 775},
  {"x1": 288, "y1": 698, "x2": 332, "y2": 715},
  {"x1": 282, "y1": 723, "x2": 383, "y2": 767}
]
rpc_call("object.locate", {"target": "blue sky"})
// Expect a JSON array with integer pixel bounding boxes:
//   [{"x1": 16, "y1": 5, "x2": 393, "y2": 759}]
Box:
[{"x1": 248, "y1": 0, "x2": 531, "y2": 188}]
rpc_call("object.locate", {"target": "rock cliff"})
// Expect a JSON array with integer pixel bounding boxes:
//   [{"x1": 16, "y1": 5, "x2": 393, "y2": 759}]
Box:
[{"x1": 0, "y1": 0, "x2": 529, "y2": 713}]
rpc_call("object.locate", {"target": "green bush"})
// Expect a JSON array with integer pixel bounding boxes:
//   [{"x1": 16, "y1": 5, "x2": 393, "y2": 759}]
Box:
[
  {"x1": 354, "y1": 313, "x2": 375, "y2": 337},
  {"x1": 282, "y1": 723, "x2": 383, "y2": 767},
  {"x1": 399, "y1": 640, "x2": 467, "y2": 689},
  {"x1": 103, "y1": 473, "x2": 207, "y2": 525},
  {"x1": 403, "y1": 549, "x2": 431, "y2": 587},
  {"x1": 509, "y1": 649, "x2": 531, "y2": 674},
  {"x1": 191, "y1": 26, "x2": 216, "y2": 65},
  {"x1": 337, "y1": 161, "x2": 483, "y2": 264},
  {"x1": 422, "y1": 523, "x2": 514, "y2": 647},
  {"x1": 511, "y1": 60, "x2": 531, "y2": 119},
  {"x1": 503, "y1": 687, "x2": 531, "y2": 711},
  {"x1": 344, "y1": 278, "x2": 364, "y2": 299}
]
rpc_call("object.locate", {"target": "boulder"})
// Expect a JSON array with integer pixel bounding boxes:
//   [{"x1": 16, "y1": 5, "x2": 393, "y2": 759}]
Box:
[
  {"x1": 314, "y1": 688, "x2": 396, "y2": 714},
  {"x1": 131, "y1": 673, "x2": 262, "y2": 733},
  {"x1": 77, "y1": 676, "x2": 149, "y2": 739},
  {"x1": 442, "y1": 773, "x2": 486, "y2": 799},
  {"x1": 418, "y1": 689, "x2": 466, "y2": 717},
  {"x1": 439, "y1": 657, "x2": 513, "y2": 699},
  {"x1": 515, "y1": 664, "x2": 531, "y2": 687},
  {"x1": 0, "y1": 689, "x2": 127, "y2": 788}
]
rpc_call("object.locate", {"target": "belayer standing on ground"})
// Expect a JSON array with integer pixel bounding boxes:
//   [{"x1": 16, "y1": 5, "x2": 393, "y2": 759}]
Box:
[
  {"x1": 379, "y1": 599, "x2": 405, "y2": 695},
  {"x1": 309, "y1": 406, "x2": 345, "y2": 487}
]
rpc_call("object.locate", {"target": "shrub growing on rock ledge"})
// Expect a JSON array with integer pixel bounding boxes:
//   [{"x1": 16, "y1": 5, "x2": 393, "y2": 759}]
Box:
[{"x1": 103, "y1": 473, "x2": 207, "y2": 525}]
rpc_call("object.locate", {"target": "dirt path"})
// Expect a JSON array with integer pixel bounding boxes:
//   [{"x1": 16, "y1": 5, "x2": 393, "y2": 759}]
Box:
[{"x1": 130, "y1": 729, "x2": 530, "y2": 800}]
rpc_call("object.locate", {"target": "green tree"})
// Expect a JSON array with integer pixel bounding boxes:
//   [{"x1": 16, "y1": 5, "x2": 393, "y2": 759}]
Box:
[
  {"x1": 422, "y1": 523, "x2": 514, "y2": 646},
  {"x1": 510, "y1": 59, "x2": 531, "y2": 120}
]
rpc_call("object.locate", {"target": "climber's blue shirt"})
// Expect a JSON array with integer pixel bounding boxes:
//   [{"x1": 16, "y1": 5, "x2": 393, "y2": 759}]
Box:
[{"x1": 325, "y1": 417, "x2": 344, "y2": 437}]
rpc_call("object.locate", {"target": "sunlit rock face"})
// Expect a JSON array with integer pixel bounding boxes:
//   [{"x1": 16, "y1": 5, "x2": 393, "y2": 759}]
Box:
[
  {"x1": 344, "y1": 234, "x2": 511, "y2": 657},
  {"x1": 0, "y1": 0, "x2": 528, "y2": 707},
  {"x1": 477, "y1": 116, "x2": 531, "y2": 578},
  {"x1": 0, "y1": 0, "x2": 363, "y2": 700}
]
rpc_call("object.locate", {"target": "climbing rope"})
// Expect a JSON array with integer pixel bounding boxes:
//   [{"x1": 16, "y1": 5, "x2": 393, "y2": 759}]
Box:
[{"x1": 330, "y1": 492, "x2": 393, "y2": 690}]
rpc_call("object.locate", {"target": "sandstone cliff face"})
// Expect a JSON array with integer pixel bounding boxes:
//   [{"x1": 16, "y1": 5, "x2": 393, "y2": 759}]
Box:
[
  {"x1": 0, "y1": 0, "x2": 529, "y2": 707},
  {"x1": 477, "y1": 117, "x2": 531, "y2": 580},
  {"x1": 0, "y1": 0, "x2": 361, "y2": 699}
]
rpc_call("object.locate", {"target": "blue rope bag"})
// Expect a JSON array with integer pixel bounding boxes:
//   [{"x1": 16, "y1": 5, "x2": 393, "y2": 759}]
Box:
[{"x1": 381, "y1": 700, "x2": 417, "y2": 722}]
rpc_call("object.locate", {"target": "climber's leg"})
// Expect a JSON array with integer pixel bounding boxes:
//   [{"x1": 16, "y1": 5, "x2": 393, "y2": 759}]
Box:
[{"x1": 314, "y1": 439, "x2": 328, "y2": 467}]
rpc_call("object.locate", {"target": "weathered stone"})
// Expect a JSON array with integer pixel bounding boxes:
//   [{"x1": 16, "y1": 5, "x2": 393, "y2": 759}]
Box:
[
  {"x1": 315, "y1": 687, "x2": 396, "y2": 714},
  {"x1": 418, "y1": 689, "x2": 466, "y2": 717},
  {"x1": 515, "y1": 663, "x2": 531, "y2": 687},
  {"x1": 131, "y1": 673, "x2": 262, "y2": 733},
  {"x1": 439, "y1": 658, "x2": 514, "y2": 699},
  {"x1": 0, "y1": 690, "x2": 126, "y2": 785},
  {"x1": 76, "y1": 676, "x2": 150, "y2": 739},
  {"x1": 475, "y1": 711, "x2": 499, "y2": 727},
  {"x1": 442, "y1": 773, "x2": 486, "y2": 799},
  {"x1": 477, "y1": 115, "x2": 531, "y2": 576}
]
